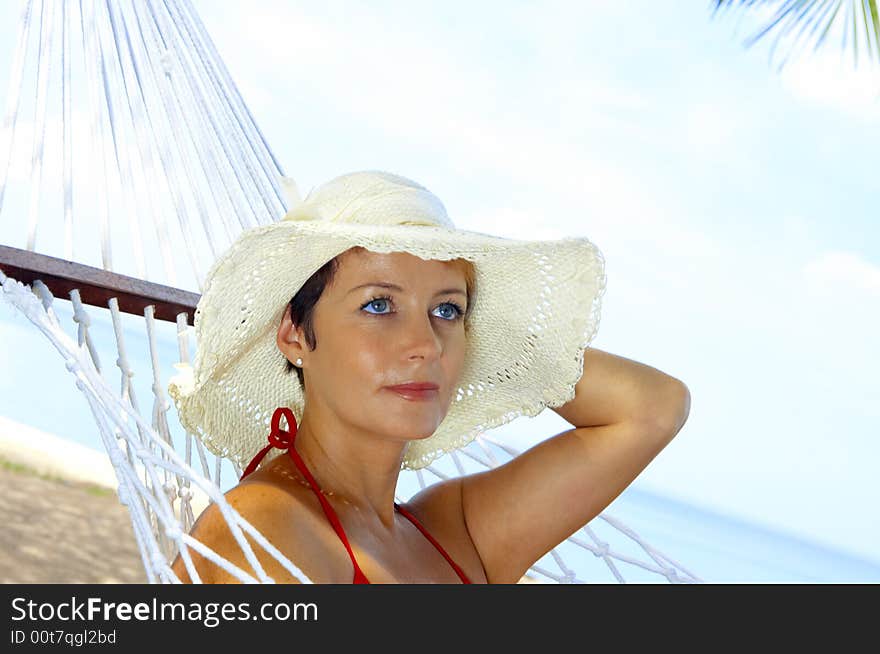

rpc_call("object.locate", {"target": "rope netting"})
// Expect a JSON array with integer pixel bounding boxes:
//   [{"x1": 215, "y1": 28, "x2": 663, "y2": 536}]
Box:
[
  {"x1": 0, "y1": 0, "x2": 285, "y2": 293},
  {"x1": 0, "y1": 0, "x2": 702, "y2": 583}
]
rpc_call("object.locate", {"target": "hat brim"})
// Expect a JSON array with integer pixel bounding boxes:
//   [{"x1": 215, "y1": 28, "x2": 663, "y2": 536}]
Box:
[{"x1": 168, "y1": 219, "x2": 606, "y2": 471}]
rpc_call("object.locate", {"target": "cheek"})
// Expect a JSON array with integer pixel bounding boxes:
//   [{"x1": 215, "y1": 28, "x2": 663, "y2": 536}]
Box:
[
  {"x1": 439, "y1": 331, "x2": 467, "y2": 385},
  {"x1": 329, "y1": 329, "x2": 390, "y2": 380}
]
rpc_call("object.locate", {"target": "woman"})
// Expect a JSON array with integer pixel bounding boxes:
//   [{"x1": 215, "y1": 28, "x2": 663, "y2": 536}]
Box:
[{"x1": 168, "y1": 171, "x2": 690, "y2": 584}]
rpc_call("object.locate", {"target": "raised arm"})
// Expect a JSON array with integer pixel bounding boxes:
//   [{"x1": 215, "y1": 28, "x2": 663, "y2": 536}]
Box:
[
  {"x1": 458, "y1": 347, "x2": 690, "y2": 583},
  {"x1": 549, "y1": 348, "x2": 690, "y2": 431}
]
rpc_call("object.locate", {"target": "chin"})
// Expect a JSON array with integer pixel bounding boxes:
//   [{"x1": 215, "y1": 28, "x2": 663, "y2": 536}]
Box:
[{"x1": 378, "y1": 410, "x2": 447, "y2": 441}]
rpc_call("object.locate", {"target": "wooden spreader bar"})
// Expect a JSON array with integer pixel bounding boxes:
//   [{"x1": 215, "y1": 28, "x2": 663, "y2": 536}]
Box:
[{"x1": 0, "y1": 244, "x2": 200, "y2": 325}]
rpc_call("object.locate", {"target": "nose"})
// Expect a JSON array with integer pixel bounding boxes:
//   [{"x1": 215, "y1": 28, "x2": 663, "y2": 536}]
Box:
[{"x1": 399, "y1": 312, "x2": 443, "y2": 362}]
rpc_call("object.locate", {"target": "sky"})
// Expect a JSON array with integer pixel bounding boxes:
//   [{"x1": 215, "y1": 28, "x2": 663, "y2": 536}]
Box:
[{"x1": 0, "y1": 0, "x2": 878, "y2": 574}]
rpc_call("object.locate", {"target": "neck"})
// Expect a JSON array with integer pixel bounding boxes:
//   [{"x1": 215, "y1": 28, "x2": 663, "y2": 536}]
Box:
[{"x1": 290, "y1": 405, "x2": 406, "y2": 531}]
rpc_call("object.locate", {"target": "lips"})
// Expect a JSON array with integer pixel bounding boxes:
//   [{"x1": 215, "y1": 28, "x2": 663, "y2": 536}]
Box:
[
  {"x1": 387, "y1": 382, "x2": 439, "y2": 391},
  {"x1": 386, "y1": 382, "x2": 439, "y2": 401}
]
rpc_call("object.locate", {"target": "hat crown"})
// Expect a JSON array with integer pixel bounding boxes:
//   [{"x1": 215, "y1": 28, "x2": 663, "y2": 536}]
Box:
[{"x1": 281, "y1": 170, "x2": 454, "y2": 229}]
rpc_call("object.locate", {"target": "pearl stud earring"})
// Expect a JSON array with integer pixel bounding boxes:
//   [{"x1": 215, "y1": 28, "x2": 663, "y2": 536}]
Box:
[{"x1": 295, "y1": 358, "x2": 303, "y2": 366}]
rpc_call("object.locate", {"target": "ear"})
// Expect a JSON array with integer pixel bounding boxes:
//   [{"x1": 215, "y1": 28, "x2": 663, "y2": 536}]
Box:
[{"x1": 276, "y1": 304, "x2": 307, "y2": 364}]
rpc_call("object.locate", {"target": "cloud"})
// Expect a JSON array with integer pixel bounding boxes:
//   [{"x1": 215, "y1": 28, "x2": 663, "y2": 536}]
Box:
[
  {"x1": 802, "y1": 250, "x2": 880, "y2": 296},
  {"x1": 779, "y1": 49, "x2": 880, "y2": 122}
]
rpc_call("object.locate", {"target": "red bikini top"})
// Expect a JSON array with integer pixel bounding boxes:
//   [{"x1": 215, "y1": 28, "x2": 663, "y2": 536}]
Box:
[{"x1": 240, "y1": 407, "x2": 472, "y2": 584}]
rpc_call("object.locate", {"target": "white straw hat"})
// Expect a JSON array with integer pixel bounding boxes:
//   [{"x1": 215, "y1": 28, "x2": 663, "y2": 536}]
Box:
[{"x1": 168, "y1": 170, "x2": 607, "y2": 472}]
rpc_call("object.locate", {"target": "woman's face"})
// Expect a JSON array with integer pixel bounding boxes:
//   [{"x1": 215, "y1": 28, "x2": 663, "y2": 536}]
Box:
[{"x1": 281, "y1": 248, "x2": 469, "y2": 443}]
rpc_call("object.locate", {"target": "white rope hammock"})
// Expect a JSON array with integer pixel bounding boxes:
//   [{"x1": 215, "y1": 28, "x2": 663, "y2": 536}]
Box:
[{"x1": 0, "y1": 0, "x2": 702, "y2": 584}]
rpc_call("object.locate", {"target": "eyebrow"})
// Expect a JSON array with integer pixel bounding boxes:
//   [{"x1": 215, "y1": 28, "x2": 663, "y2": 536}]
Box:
[{"x1": 347, "y1": 282, "x2": 467, "y2": 298}]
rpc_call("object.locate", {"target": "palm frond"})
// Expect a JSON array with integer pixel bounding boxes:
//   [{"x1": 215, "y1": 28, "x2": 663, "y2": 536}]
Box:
[{"x1": 711, "y1": 0, "x2": 880, "y2": 72}]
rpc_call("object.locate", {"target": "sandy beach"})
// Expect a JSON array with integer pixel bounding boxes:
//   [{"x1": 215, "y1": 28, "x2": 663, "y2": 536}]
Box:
[
  {"x1": 0, "y1": 416, "x2": 159, "y2": 584},
  {"x1": 0, "y1": 459, "x2": 148, "y2": 584}
]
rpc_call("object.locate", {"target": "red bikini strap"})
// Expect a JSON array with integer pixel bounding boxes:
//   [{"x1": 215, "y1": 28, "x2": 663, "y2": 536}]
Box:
[
  {"x1": 239, "y1": 407, "x2": 369, "y2": 582},
  {"x1": 394, "y1": 502, "x2": 472, "y2": 584},
  {"x1": 285, "y1": 427, "x2": 368, "y2": 580},
  {"x1": 240, "y1": 407, "x2": 298, "y2": 481}
]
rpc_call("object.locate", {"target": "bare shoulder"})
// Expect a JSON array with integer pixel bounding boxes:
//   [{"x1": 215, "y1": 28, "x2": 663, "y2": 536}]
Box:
[
  {"x1": 169, "y1": 480, "x2": 324, "y2": 584},
  {"x1": 404, "y1": 476, "x2": 489, "y2": 583},
  {"x1": 404, "y1": 476, "x2": 463, "y2": 528}
]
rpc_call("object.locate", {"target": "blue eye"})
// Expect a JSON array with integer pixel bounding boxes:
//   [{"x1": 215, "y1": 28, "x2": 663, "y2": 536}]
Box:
[
  {"x1": 362, "y1": 296, "x2": 392, "y2": 314},
  {"x1": 360, "y1": 296, "x2": 465, "y2": 321},
  {"x1": 435, "y1": 302, "x2": 465, "y2": 320}
]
